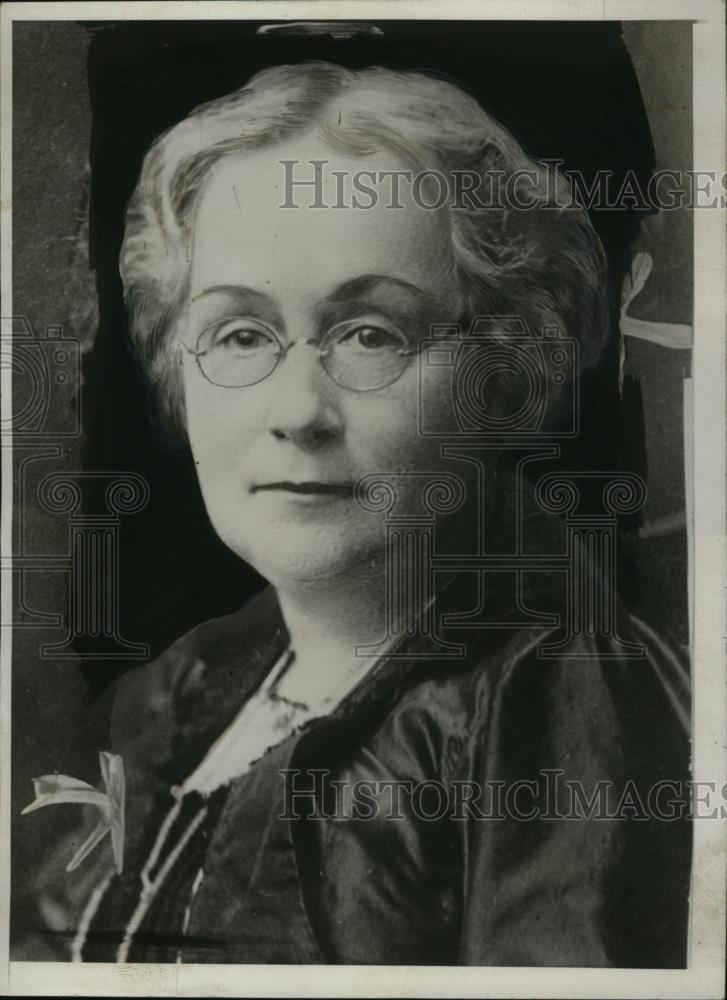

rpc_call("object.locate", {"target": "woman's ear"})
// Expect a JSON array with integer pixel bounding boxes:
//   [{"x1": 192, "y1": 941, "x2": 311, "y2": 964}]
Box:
[
  {"x1": 146, "y1": 342, "x2": 189, "y2": 453},
  {"x1": 169, "y1": 369, "x2": 190, "y2": 450}
]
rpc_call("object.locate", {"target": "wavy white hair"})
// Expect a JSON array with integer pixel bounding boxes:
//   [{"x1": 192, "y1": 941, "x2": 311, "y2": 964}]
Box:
[{"x1": 120, "y1": 60, "x2": 610, "y2": 438}]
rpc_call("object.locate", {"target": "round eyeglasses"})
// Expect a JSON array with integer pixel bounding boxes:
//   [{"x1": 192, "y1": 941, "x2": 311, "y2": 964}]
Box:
[{"x1": 180, "y1": 317, "x2": 418, "y2": 392}]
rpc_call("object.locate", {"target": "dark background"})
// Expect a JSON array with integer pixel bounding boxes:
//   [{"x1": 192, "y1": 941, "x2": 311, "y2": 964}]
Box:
[{"x1": 10, "y1": 20, "x2": 693, "y2": 950}]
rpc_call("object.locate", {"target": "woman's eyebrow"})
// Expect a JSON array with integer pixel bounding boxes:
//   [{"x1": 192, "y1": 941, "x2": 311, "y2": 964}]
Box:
[
  {"x1": 326, "y1": 274, "x2": 436, "y2": 306},
  {"x1": 190, "y1": 284, "x2": 274, "y2": 305},
  {"x1": 189, "y1": 276, "x2": 442, "y2": 312}
]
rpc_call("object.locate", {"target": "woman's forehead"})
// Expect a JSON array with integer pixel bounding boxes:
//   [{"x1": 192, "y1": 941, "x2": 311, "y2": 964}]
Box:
[{"x1": 188, "y1": 139, "x2": 458, "y2": 309}]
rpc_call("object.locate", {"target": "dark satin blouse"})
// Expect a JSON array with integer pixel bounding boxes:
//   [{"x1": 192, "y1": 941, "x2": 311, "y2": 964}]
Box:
[{"x1": 29, "y1": 573, "x2": 691, "y2": 966}]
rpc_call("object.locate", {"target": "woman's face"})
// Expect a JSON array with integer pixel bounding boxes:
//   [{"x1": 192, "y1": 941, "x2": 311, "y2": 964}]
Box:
[{"x1": 179, "y1": 131, "x2": 463, "y2": 589}]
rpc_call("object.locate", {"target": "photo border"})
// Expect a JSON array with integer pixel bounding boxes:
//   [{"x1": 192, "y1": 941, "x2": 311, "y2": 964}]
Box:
[{"x1": 1, "y1": 1, "x2": 724, "y2": 997}]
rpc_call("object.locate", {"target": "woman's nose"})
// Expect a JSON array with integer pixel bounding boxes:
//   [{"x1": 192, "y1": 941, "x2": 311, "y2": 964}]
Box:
[{"x1": 264, "y1": 341, "x2": 344, "y2": 449}]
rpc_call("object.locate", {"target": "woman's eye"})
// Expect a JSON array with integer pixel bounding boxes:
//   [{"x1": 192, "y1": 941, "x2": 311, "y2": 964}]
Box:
[
  {"x1": 225, "y1": 329, "x2": 263, "y2": 350},
  {"x1": 206, "y1": 322, "x2": 274, "y2": 352},
  {"x1": 337, "y1": 324, "x2": 407, "y2": 352}
]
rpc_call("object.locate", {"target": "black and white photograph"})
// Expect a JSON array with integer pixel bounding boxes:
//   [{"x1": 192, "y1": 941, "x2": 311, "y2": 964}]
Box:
[{"x1": 1, "y1": 2, "x2": 725, "y2": 997}]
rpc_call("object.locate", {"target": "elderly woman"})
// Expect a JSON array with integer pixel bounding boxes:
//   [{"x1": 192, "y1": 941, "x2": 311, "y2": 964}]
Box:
[{"x1": 25, "y1": 61, "x2": 690, "y2": 966}]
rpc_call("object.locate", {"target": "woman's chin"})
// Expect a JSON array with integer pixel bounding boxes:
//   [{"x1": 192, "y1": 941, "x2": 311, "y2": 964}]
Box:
[
  {"x1": 220, "y1": 521, "x2": 386, "y2": 590},
  {"x1": 254, "y1": 550, "x2": 379, "y2": 591}
]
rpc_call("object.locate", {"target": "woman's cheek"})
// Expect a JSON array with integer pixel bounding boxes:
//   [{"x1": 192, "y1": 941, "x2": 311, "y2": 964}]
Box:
[
  {"x1": 184, "y1": 380, "x2": 248, "y2": 459},
  {"x1": 354, "y1": 384, "x2": 455, "y2": 473}
]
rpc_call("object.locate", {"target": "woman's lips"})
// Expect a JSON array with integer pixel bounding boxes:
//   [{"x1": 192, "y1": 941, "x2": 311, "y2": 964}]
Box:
[{"x1": 252, "y1": 481, "x2": 355, "y2": 497}]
